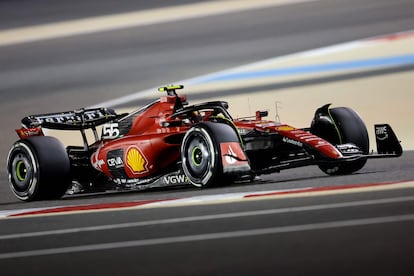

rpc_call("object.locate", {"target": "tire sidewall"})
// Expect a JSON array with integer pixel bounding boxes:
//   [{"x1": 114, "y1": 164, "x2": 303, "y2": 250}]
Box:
[
  {"x1": 331, "y1": 107, "x2": 369, "y2": 154},
  {"x1": 7, "y1": 136, "x2": 71, "y2": 201},
  {"x1": 7, "y1": 141, "x2": 40, "y2": 201},
  {"x1": 181, "y1": 125, "x2": 219, "y2": 187},
  {"x1": 318, "y1": 107, "x2": 369, "y2": 175}
]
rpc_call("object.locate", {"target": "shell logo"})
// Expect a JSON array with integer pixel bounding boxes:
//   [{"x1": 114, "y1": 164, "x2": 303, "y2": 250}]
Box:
[
  {"x1": 277, "y1": 125, "x2": 295, "y2": 131},
  {"x1": 126, "y1": 146, "x2": 148, "y2": 174}
]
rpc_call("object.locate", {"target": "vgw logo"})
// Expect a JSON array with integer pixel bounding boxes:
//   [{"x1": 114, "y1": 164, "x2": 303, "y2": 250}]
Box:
[{"x1": 163, "y1": 174, "x2": 189, "y2": 185}]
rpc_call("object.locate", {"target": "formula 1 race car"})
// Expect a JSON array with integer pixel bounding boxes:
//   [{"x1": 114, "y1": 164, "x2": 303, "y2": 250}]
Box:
[{"x1": 7, "y1": 85, "x2": 403, "y2": 201}]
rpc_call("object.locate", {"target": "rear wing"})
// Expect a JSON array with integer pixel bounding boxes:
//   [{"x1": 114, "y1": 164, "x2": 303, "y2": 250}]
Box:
[
  {"x1": 17, "y1": 108, "x2": 119, "y2": 149},
  {"x1": 21, "y1": 108, "x2": 118, "y2": 130}
]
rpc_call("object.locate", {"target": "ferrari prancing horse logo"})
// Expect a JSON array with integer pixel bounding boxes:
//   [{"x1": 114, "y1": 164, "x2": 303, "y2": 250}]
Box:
[
  {"x1": 225, "y1": 145, "x2": 237, "y2": 164},
  {"x1": 126, "y1": 146, "x2": 149, "y2": 174},
  {"x1": 221, "y1": 142, "x2": 247, "y2": 166}
]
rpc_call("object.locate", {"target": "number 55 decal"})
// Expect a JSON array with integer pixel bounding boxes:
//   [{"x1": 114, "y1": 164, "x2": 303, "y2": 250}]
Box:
[{"x1": 102, "y1": 123, "x2": 120, "y2": 139}]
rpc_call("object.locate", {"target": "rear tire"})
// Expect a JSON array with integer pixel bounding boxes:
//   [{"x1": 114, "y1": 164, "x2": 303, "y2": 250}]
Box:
[
  {"x1": 7, "y1": 136, "x2": 71, "y2": 201},
  {"x1": 312, "y1": 107, "x2": 369, "y2": 175}
]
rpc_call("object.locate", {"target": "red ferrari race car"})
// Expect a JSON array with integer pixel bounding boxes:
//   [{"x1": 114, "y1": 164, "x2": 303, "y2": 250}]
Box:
[{"x1": 7, "y1": 85, "x2": 403, "y2": 201}]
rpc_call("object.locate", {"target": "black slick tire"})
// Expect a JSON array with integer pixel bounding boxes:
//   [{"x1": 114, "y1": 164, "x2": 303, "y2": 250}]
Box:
[
  {"x1": 7, "y1": 136, "x2": 71, "y2": 201},
  {"x1": 317, "y1": 107, "x2": 369, "y2": 175}
]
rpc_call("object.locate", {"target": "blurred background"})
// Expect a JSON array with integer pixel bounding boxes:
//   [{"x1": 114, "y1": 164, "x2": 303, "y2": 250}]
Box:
[{"x1": 1, "y1": 3, "x2": 414, "y2": 274}]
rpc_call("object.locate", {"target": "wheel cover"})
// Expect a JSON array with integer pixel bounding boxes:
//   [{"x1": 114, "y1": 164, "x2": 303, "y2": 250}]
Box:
[
  {"x1": 191, "y1": 147, "x2": 203, "y2": 166},
  {"x1": 15, "y1": 160, "x2": 27, "y2": 182},
  {"x1": 7, "y1": 142, "x2": 39, "y2": 201},
  {"x1": 10, "y1": 151, "x2": 34, "y2": 192},
  {"x1": 186, "y1": 134, "x2": 211, "y2": 178}
]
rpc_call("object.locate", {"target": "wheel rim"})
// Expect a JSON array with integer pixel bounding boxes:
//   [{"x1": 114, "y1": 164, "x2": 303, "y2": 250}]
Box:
[
  {"x1": 15, "y1": 160, "x2": 27, "y2": 181},
  {"x1": 10, "y1": 151, "x2": 35, "y2": 192},
  {"x1": 186, "y1": 134, "x2": 211, "y2": 178},
  {"x1": 191, "y1": 147, "x2": 203, "y2": 166}
]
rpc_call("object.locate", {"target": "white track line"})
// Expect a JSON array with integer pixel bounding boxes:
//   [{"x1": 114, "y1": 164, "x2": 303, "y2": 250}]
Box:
[
  {"x1": 90, "y1": 29, "x2": 414, "y2": 108},
  {"x1": 0, "y1": 0, "x2": 317, "y2": 46},
  {"x1": 0, "y1": 213, "x2": 413, "y2": 259},
  {"x1": 1, "y1": 181, "x2": 413, "y2": 219},
  {"x1": 1, "y1": 196, "x2": 413, "y2": 240}
]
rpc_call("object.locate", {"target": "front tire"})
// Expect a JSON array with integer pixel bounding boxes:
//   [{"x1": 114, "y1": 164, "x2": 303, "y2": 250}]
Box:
[
  {"x1": 7, "y1": 136, "x2": 71, "y2": 201},
  {"x1": 312, "y1": 106, "x2": 369, "y2": 175}
]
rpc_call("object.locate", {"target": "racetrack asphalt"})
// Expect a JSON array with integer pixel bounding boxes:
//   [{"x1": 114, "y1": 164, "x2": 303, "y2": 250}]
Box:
[{"x1": 1, "y1": 183, "x2": 413, "y2": 275}]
